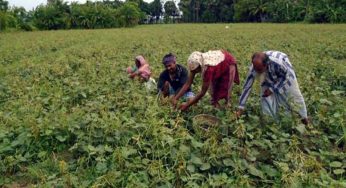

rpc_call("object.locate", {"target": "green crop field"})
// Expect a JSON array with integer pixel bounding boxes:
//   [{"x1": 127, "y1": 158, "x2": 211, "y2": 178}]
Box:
[{"x1": 0, "y1": 24, "x2": 345, "y2": 187}]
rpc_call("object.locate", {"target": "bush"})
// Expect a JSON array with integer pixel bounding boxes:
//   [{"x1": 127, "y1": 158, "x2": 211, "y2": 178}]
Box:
[
  {"x1": 0, "y1": 11, "x2": 7, "y2": 31},
  {"x1": 20, "y1": 22, "x2": 34, "y2": 31},
  {"x1": 116, "y1": 2, "x2": 141, "y2": 27}
]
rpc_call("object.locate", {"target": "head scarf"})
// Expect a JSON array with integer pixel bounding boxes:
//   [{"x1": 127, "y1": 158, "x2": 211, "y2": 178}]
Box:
[
  {"x1": 188, "y1": 50, "x2": 225, "y2": 71},
  {"x1": 187, "y1": 51, "x2": 203, "y2": 71},
  {"x1": 136, "y1": 56, "x2": 147, "y2": 67}
]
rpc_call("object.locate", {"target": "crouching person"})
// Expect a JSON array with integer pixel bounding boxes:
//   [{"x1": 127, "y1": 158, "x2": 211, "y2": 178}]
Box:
[
  {"x1": 236, "y1": 51, "x2": 309, "y2": 125},
  {"x1": 127, "y1": 55, "x2": 156, "y2": 91},
  {"x1": 158, "y1": 53, "x2": 194, "y2": 102}
]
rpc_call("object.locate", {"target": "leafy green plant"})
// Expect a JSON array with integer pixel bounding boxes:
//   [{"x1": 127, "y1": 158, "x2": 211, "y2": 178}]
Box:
[{"x1": 0, "y1": 24, "x2": 345, "y2": 187}]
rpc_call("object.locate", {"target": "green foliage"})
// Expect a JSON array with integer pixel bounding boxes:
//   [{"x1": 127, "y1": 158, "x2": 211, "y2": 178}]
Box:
[
  {"x1": 127, "y1": 0, "x2": 151, "y2": 15},
  {"x1": 164, "y1": 1, "x2": 178, "y2": 23},
  {"x1": 33, "y1": 1, "x2": 69, "y2": 30},
  {"x1": 0, "y1": 11, "x2": 7, "y2": 30},
  {"x1": 117, "y1": 2, "x2": 142, "y2": 27},
  {"x1": 2, "y1": 0, "x2": 346, "y2": 32},
  {"x1": 0, "y1": 24, "x2": 345, "y2": 187},
  {"x1": 0, "y1": 0, "x2": 8, "y2": 12},
  {"x1": 179, "y1": 0, "x2": 346, "y2": 23},
  {"x1": 149, "y1": 0, "x2": 163, "y2": 18},
  {"x1": 31, "y1": 0, "x2": 144, "y2": 30},
  {"x1": 0, "y1": 0, "x2": 146, "y2": 31}
]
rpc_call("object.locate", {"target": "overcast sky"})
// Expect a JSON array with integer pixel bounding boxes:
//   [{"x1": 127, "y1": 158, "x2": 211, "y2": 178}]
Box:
[{"x1": 7, "y1": 0, "x2": 166, "y2": 11}]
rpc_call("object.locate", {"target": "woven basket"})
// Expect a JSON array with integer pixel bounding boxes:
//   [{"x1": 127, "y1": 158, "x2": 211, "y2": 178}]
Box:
[{"x1": 192, "y1": 114, "x2": 221, "y2": 139}]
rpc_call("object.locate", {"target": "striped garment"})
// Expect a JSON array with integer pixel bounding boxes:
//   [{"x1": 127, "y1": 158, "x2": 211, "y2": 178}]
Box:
[{"x1": 238, "y1": 51, "x2": 297, "y2": 109}]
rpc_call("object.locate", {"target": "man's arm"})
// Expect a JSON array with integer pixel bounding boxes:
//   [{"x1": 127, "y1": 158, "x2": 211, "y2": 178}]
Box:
[{"x1": 174, "y1": 71, "x2": 195, "y2": 101}]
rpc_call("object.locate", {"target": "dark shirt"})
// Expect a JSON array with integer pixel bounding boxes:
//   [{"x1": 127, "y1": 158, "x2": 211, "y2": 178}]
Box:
[{"x1": 158, "y1": 64, "x2": 191, "y2": 92}]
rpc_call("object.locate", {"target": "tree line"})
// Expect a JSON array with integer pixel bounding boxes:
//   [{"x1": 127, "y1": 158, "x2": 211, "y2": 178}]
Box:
[
  {"x1": 179, "y1": 0, "x2": 346, "y2": 23},
  {"x1": 0, "y1": 0, "x2": 166, "y2": 31},
  {"x1": 0, "y1": 0, "x2": 345, "y2": 31}
]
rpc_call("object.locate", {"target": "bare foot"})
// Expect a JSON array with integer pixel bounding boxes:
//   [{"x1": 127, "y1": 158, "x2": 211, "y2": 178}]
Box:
[
  {"x1": 213, "y1": 102, "x2": 221, "y2": 109},
  {"x1": 301, "y1": 118, "x2": 309, "y2": 125}
]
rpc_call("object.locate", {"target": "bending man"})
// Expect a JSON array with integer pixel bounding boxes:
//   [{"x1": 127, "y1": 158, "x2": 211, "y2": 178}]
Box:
[{"x1": 236, "y1": 51, "x2": 309, "y2": 125}]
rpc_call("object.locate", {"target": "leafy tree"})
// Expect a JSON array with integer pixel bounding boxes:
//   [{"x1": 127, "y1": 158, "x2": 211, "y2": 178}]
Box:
[
  {"x1": 0, "y1": 11, "x2": 7, "y2": 30},
  {"x1": 149, "y1": 0, "x2": 163, "y2": 21},
  {"x1": 234, "y1": 0, "x2": 270, "y2": 22},
  {"x1": 117, "y1": 2, "x2": 142, "y2": 27},
  {"x1": 0, "y1": 0, "x2": 8, "y2": 12},
  {"x1": 102, "y1": 0, "x2": 123, "y2": 8},
  {"x1": 305, "y1": 0, "x2": 346, "y2": 23},
  {"x1": 33, "y1": 0, "x2": 70, "y2": 30},
  {"x1": 164, "y1": 1, "x2": 178, "y2": 23},
  {"x1": 178, "y1": 0, "x2": 191, "y2": 22},
  {"x1": 127, "y1": 0, "x2": 150, "y2": 14},
  {"x1": 3, "y1": 0, "x2": 346, "y2": 31}
]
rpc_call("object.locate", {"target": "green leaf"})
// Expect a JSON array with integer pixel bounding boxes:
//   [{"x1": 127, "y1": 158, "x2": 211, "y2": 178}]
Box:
[
  {"x1": 38, "y1": 151, "x2": 47, "y2": 158},
  {"x1": 11, "y1": 140, "x2": 21, "y2": 147},
  {"x1": 0, "y1": 145, "x2": 13, "y2": 153},
  {"x1": 200, "y1": 163, "x2": 211, "y2": 171},
  {"x1": 333, "y1": 113, "x2": 341, "y2": 118},
  {"x1": 191, "y1": 139, "x2": 203, "y2": 148},
  {"x1": 17, "y1": 155, "x2": 27, "y2": 162},
  {"x1": 330, "y1": 161, "x2": 343, "y2": 168},
  {"x1": 261, "y1": 165, "x2": 279, "y2": 177},
  {"x1": 223, "y1": 158, "x2": 234, "y2": 167},
  {"x1": 56, "y1": 135, "x2": 67, "y2": 142},
  {"x1": 122, "y1": 147, "x2": 137, "y2": 158},
  {"x1": 191, "y1": 156, "x2": 203, "y2": 165},
  {"x1": 319, "y1": 99, "x2": 333, "y2": 105},
  {"x1": 333, "y1": 169, "x2": 345, "y2": 175},
  {"x1": 248, "y1": 165, "x2": 264, "y2": 179},
  {"x1": 179, "y1": 144, "x2": 190, "y2": 153},
  {"x1": 0, "y1": 132, "x2": 7, "y2": 139},
  {"x1": 276, "y1": 162, "x2": 289, "y2": 172},
  {"x1": 96, "y1": 162, "x2": 107, "y2": 173},
  {"x1": 187, "y1": 164, "x2": 195, "y2": 173},
  {"x1": 104, "y1": 145, "x2": 113, "y2": 153},
  {"x1": 296, "y1": 124, "x2": 306, "y2": 134},
  {"x1": 45, "y1": 129, "x2": 53, "y2": 135},
  {"x1": 331, "y1": 90, "x2": 344, "y2": 96},
  {"x1": 80, "y1": 92, "x2": 87, "y2": 98},
  {"x1": 87, "y1": 145, "x2": 96, "y2": 151}
]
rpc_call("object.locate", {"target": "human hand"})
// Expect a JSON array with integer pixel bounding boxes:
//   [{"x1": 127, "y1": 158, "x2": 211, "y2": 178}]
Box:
[
  {"x1": 262, "y1": 89, "x2": 273, "y2": 97},
  {"x1": 179, "y1": 102, "x2": 189, "y2": 111},
  {"x1": 171, "y1": 98, "x2": 178, "y2": 109},
  {"x1": 236, "y1": 109, "x2": 244, "y2": 118}
]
